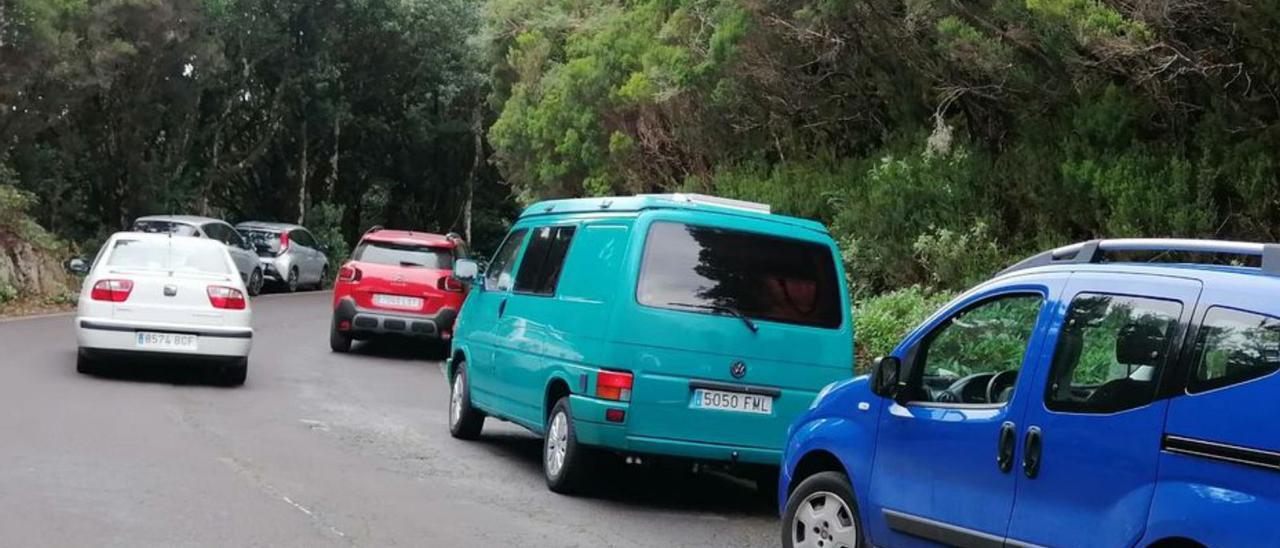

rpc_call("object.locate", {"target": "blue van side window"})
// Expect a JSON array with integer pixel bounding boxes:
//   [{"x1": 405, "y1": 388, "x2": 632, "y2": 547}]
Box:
[
  {"x1": 909, "y1": 293, "x2": 1043, "y2": 405},
  {"x1": 1188, "y1": 307, "x2": 1280, "y2": 393},
  {"x1": 1045, "y1": 294, "x2": 1181, "y2": 413},
  {"x1": 636, "y1": 221, "x2": 842, "y2": 328},
  {"x1": 514, "y1": 226, "x2": 576, "y2": 296},
  {"x1": 485, "y1": 228, "x2": 528, "y2": 291}
]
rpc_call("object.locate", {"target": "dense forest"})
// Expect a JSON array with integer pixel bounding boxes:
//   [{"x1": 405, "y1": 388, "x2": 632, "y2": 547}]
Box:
[
  {"x1": 2, "y1": 0, "x2": 515, "y2": 256},
  {"x1": 5, "y1": 0, "x2": 1280, "y2": 353}
]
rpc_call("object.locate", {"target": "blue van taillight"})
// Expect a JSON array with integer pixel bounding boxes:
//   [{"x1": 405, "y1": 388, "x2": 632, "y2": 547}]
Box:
[{"x1": 596, "y1": 370, "x2": 633, "y2": 402}]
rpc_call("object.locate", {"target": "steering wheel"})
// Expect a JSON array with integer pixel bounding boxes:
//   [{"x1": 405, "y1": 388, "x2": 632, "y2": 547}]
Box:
[{"x1": 986, "y1": 370, "x2": 1018, "y2": 404}]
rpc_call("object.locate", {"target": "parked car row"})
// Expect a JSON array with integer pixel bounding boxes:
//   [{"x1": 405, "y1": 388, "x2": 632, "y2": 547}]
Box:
[
  {"x1": 131, "y1": 215, "x2": 330, "y2": 295},
  {"x1": 62, "y1": 198, "x2": 1278, "y2": 546},
  {"x1": 427, "y1": 194, "x2": 1277, "y2": 548}
]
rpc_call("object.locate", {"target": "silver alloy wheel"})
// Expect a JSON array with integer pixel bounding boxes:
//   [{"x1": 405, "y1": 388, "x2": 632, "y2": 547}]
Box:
[
  {"x1": 792, "y1": 491, "x2": 858, "y2": 548},
  {"x1": 545, "y1": 410, "x2": 568, "y2": 478},
  {"x1": 450, "y1": 373, "x2": 464, "y2": 427},
  {"x1": 250, "y1": 269, "x2": 264, "y2": 295}
]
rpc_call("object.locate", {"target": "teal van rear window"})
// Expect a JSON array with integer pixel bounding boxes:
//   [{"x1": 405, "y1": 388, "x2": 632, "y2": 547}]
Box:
[{"x1": 637, "y1": 221, "x2": 842, "y2": 328}]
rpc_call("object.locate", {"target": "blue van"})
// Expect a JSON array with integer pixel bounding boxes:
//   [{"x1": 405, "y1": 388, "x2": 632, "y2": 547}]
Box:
[
  {"x1": 445, "y1": 194, "x2": 853, "y2": 493},
  {"x1": 779, "y1": 239, "x2": 1280, "y2": 548}
]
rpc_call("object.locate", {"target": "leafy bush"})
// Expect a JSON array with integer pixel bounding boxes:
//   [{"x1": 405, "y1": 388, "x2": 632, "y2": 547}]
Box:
[
  {"x1": 696, "y1": 158, "x2": 850, "y2": 222},
  {"x1": 305, "y1": 202, "x2": 351, "y2": 280},
  {"x1": 0, "y1": 282, "x2": 17, "y2": 305},
  {"x1": 854, "y1": 286, "x2": 956, "y2": 371},
  {"x1": 0, "y1": 184, "x2": 61, "y2": 251},
  {"x1": 832, "y1": 144, "x2": 991, "y2": 293},
  {"x1": 913, "y1": 221, "x2": 1010, "y2": 291}
]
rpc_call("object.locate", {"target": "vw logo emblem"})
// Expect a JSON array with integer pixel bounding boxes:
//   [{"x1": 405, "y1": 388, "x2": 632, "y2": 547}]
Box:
[{"x1": 730, "y1": 361, "x2": 747, "y2": 379}]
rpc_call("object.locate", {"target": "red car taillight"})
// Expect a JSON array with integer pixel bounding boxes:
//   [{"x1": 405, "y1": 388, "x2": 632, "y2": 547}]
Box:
[
  {"x1": 338, "y1": 265, "x2": 362, "y2": 282},
  {"x1": 278, "y1": 231, "x2": 290, "y2": 255},
  {"x1": 207, "y1": 286, "x2": 247, "y2": 310},
  {"x1": 596, "y1": 370, "x2": 633, "y2": 402},
  {"x1": 90, "y1": 279, "x2": 133, "y2": 302},
  {"x1": 437, "y1": 276, "x2": 463, "y2": 292}
]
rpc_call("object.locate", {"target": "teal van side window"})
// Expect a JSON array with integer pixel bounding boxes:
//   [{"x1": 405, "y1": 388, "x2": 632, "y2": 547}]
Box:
[
  {"x1": 637, "y1": 221, "x2": 842, "y2": 328},
  {"x1": 514, "y1": 226, "x2": 576, "y2": 296},
  {"x1": 485, "y1": 228, "x2": 528, "y2": 291},
  {"x1": 557, "y1": 224, "x2": 628, "y2": 303}
]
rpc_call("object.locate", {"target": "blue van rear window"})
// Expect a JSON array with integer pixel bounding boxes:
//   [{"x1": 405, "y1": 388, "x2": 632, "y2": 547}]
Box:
[{"x1": 637, "y1": 222, "x2": 842, "y2": 329}]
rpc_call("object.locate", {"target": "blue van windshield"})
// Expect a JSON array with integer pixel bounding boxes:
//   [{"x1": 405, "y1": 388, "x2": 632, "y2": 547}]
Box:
[{"x1": 637, "y1": 222, "x2": 842, "y2": 329}]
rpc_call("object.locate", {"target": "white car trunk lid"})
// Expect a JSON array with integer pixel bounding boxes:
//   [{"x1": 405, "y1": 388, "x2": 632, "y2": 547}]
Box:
[{"x1": 107, "y1": 269, "x2": 233, "y2": 327}]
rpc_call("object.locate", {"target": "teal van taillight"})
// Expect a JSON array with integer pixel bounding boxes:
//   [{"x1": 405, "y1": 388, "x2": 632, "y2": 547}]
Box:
[{"x1": 446, "y1": 194, "x2": 853, "y2": 494}]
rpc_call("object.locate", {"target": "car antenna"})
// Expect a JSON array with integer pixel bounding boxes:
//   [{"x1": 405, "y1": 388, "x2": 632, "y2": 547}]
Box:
[{"x1": 167, "y1": 229, "x2": 174, "y2": 277}]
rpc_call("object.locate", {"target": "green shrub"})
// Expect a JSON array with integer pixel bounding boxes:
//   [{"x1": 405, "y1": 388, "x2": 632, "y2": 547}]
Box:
[
  {"x1": 913, "y1": 221, "x2": 1010, "y2": 291},
  {"x1": 831, "y1": 143, "x2": 991, "y2": 292},
  {"x1": 0, "y1": 184, "x2": 63, "y2": 251},
  {"x1": 854, "y1": 286, "x2": 956, "y2": 372},
  {"x1": 0, "y1": 282, "x2": 17, "y2": 305},
  {"x1": 305, "y1": 202, "x2": 352, "y2": 280}
]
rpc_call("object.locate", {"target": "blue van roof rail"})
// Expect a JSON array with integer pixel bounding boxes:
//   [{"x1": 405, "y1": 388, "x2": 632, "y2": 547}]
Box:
[{"x1": 1000, "y1": 238, "x2": 1280, "y2": 276}]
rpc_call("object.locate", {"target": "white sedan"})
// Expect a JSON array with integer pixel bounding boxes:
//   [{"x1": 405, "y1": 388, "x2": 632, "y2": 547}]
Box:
[{"x1": 74, "y1": 232, "x2": 254, "y2": 385}]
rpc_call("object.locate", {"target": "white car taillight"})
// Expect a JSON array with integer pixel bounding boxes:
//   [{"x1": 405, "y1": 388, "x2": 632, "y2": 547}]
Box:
[
  {"x1": 207, "y1": 286, "x2": 247, "y2": 310},
  {"x1": 90, "y1": 279, "x2": 134, "y2": 302}
]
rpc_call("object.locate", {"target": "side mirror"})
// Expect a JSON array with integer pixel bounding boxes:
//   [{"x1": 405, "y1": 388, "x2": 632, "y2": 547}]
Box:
[
  {"x1": 64, "y1": 257, "x2": 90, "y2": 275},
  {"x1": 870, "y1": 356, "x2": 902, "y2": 399},
  {"x1": 453, "y1": 259, "x2": 480, "y2": 281}
]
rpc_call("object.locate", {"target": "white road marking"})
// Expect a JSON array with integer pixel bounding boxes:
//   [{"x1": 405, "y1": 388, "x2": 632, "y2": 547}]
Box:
[
  {"x1": 220, "y1": 456, "x2": 350, "y2": 543},
  {"x1": 300, "y1": 419, "x2": 331, "y2": 431}
]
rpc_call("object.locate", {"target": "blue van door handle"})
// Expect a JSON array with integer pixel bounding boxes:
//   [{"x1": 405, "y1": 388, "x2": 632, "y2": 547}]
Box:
[
  {"x1": 498, "y1": 298, "x2": 507, "y2": 318},
  {"x1": 997, "y1": 421, "x2": 1016, "y2": 473},
  {"x1": 1022, "y1": 426, "x2": 1043, "y2": 479}
]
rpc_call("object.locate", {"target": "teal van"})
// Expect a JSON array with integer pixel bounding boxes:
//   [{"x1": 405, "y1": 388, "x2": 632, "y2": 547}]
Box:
[{"x1": 445, "y1": 194, "x2": 853, "y2": 494}]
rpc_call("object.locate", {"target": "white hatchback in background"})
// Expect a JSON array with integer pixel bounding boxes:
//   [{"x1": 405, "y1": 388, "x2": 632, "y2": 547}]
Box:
[{"x1": 74, "y1": 232, "x2": 254, "y2": 385}]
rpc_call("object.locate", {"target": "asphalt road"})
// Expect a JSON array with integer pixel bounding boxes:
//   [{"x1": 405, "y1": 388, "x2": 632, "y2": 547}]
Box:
[{"x1": 0, "y1": 291, "x2": 776, "y2": 548}]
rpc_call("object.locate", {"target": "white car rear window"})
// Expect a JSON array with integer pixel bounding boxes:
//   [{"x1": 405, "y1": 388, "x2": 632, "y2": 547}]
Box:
[{"x1": 106, "y1": 238, "x2": 230, "y2": 275}]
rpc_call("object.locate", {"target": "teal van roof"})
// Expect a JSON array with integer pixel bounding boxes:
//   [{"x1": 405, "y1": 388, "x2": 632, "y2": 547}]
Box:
[{"x1": 518, "y1": 194, "x2": 829, "y2": 233}]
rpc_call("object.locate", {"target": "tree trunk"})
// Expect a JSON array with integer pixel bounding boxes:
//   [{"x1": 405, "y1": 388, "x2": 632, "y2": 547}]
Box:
[
  {"x1": 298, "y1": 117, "x2": 308, "y2": 224},
  {"x1": 326, "y1": 114, "x2": 339, "y2": 202},
  {"x1": 464, "y1": 104, "x2": 483, "y2": 243}
]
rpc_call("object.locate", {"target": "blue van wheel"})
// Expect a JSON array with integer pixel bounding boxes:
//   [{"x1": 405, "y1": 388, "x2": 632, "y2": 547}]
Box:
[
  {"x1": 781, "y1": 471, "x2": 863, "y2": 548},
  {"x1": 544, "y1": 397, "x2": 594, "y2": 494},
  {"x1": 448, "y1": 362, "x2": 485, "y2": 440}
]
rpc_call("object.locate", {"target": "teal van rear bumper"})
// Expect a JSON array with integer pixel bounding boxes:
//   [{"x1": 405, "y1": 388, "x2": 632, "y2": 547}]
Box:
[{"x1": 569, "y1": 394, "x2": 782, "y2": 466}]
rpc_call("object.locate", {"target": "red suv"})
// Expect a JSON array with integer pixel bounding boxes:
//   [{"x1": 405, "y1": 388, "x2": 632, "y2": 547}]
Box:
[{"x1": 329, "y1": 228, "x2": 468, "y2": 352}]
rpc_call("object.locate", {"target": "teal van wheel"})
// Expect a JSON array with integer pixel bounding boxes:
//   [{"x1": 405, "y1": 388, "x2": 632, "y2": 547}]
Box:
[
  {"x1": 544, "y1": 397, "x2": 594, "y2": 494},
  {"x1": 448, "y1": 362, "x2": 485, "y2": 440}
]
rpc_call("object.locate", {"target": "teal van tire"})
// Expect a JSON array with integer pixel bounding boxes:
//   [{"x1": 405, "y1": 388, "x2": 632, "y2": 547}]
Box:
[
  {"x1": 544, "y1": 397, "x2": 594, "y2": 494},
  {"x1": 448, "y1": 362, "x2": 485, "y2": 440},
  {"x1": 781, "y1": 471, "x2": 864, "y2": 548}
]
